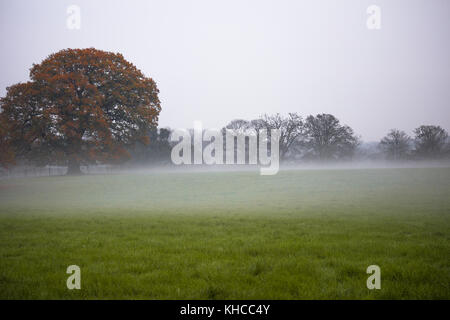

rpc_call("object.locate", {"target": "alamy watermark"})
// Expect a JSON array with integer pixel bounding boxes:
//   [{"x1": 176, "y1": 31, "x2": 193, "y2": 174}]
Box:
[
  {"x1": 367, "y1": 5, "x2": 381, "y2": 30},
  {"x1": 366, "y1": 265, "x2": 381, "y2": 290},
  {"x1": 66, "y1": 265, "x2": 81, "y2": 290},
  {"x1": 170, "y1": 121, "x2": 281, "y2": 175},
  {"x1": 66, "y1": 5, "x2": 81, "y2": 30}
]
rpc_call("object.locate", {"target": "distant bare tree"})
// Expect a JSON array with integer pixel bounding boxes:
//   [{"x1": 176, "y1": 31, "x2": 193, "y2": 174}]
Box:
[
  {"x1": 303, "y1": 114, "x2": 359, "y2": 160},
  {"x1": 413, "y1": 125, "x2": 448, "y2": 159},
  {"x1": 379, "y1": 129, "x2": 411, "y2": 160},
  {"x1": 225, "y1": 119, "x2": 251, "y2": 134},
  {"x1": 249, "y1": 119, "x2": 266, "y2": 134},
  {"x1": 257, "y1": 113, "x2": 304, "y2": 160}
]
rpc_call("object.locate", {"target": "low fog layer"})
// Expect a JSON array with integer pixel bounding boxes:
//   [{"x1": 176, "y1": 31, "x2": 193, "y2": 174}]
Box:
[{"x1": 0, "y1": 165, "x2": 449, "y2": 215}]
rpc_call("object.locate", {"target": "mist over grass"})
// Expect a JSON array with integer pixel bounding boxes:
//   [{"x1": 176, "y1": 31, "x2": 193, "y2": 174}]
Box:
[
  {"x1": 0, "y1": 167, "x2": 449, "y2": 299},
  {"x1": 1, "y1": 163, "x2": 449, "y2": 212}
]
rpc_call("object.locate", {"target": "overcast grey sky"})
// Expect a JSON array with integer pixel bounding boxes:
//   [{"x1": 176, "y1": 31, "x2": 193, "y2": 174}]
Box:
[{"x1": 0, "y1": 0, "x2": 449, "y2": 141}]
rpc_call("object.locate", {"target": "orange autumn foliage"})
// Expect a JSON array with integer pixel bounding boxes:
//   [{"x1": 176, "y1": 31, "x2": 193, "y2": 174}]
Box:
[{"x1": 0, "y1": 48, "x2": 161, "y2": 172}]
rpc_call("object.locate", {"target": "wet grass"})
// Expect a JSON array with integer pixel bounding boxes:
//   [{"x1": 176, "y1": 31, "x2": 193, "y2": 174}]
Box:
[{"x1": 0, "y1": 167, "x2": 449, "y2": 299}]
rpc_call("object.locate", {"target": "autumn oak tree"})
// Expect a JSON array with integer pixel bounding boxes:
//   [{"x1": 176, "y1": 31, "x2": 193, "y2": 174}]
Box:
[{"x1": 0, "y1": 48, "x2": 161, "y2": 174}]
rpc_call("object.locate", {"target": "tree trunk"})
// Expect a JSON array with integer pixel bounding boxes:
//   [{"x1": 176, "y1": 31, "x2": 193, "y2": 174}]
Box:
[{"x1": 67, "y1": 157, "x2": 82, "y2": 175}]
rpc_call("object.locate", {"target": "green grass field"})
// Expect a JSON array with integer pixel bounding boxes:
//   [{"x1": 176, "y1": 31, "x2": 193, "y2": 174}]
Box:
[{"x1": 0, "y1": 167, "x2": 449, "y2": 299}]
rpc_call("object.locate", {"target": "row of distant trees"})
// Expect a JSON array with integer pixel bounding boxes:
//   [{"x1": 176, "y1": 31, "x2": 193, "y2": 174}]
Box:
[
  {"x1": 223, "y1": 113, "x2": 358, "y2": 161},
  {"x1": 1, "y1": 48, "x2": 448, "y2": 173},
  {"x1": 129, "y1": 113, "x2": 449, "y2": 165},
  {"x1": 379, "y1": 126, "x2": 449, "y2": 160}
]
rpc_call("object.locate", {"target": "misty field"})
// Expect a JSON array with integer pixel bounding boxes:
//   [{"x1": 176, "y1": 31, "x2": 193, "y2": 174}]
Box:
[{"x1": 0, "y1": 167, "x2": 449, "y2": 299}]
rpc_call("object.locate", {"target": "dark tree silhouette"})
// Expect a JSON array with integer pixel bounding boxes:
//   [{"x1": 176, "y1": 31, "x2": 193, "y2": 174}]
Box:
[
  {"x1": 131, "y1": 127, "x2": 172, "y2": 164},
  {"x1": 379, "y1": 129, "x2": 411, "y2": 160},
  {"x1": 413, "y1": 125, "x2": 448, "y2": 159},
  {"x1": 0, "y1": 122, "x2": 14, "y2": 168},
  {"x1": 258, "y1": 113, "x2": 304, "y2": 160},
  {"x1": 303, "y1": 114, "x2": 359, "y2": 160}
]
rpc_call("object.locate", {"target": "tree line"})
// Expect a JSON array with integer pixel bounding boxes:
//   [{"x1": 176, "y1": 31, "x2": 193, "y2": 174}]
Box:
[
  {"x1": 0, "y1": 48, "x2": 448, "y2": 173},
  {"x1": 127, "y1": 113, "x2": 449, "y2": 165},
  {"x1": 379, "y1": 126, "x2": 449, "y2": 160}
]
